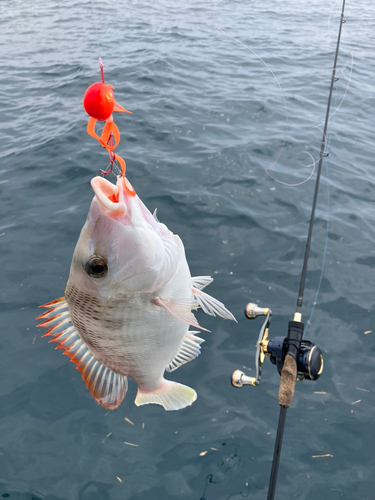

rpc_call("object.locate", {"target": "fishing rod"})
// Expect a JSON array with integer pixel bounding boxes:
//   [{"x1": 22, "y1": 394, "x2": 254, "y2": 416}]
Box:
[{"x1": 231, "y1": 1, "x2": 347, "y2": 498}]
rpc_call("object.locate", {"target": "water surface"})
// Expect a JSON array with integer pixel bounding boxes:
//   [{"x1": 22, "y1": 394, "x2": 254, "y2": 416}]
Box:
[{"x1": 1, "y1": 1, "x2": 374, "y2": 499}]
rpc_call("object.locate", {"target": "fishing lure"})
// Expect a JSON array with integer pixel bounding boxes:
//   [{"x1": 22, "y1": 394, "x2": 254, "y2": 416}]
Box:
[{"x1": 83, "y1": 58, "x2": 131, "y2": 178}]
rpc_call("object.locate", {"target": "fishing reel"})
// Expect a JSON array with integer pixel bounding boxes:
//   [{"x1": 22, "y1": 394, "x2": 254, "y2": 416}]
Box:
[{"x1": 231, "y1": 303, "x2": 324, "y2": 388}]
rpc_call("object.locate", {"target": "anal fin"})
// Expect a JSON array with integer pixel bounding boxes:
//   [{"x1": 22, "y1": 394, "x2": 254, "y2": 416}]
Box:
[
  {"x1": 79, "y1": 357, "x2": 128, "y2": 411},
  {"x1": 135, "y1": 379, "x2": 197, "y2": 411},
  {"x1": 166, "y1": 331, "x2": 205, "y2": 372}
]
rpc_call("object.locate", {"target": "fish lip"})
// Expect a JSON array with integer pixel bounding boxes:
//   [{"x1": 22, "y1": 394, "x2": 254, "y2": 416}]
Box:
[
  {"x1": 118, "y1": 176, "x2": 136, "y2": 199},
  {"x1": 91, "y1": 176, "x2": 125, "y2": 214}
]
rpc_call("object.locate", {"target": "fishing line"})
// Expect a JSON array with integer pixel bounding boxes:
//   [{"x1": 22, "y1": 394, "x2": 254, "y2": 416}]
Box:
[
  {"x1": 296, "y1": 1, "x2": 346, "y2": 315},
  {"x1": 305, "y1": 161, "x2": 330, "y2": 333},
  {"x1": 208, "y1": 1, "x2": 291, "y2": 184},
  {"x1": 90, "y1": 0, "x2": 101, "y2": 55},
  {"x1": 209, "y1": 2, "x2": 321, "y2": 187},
  {"x1": 328, "y1": 0, "x2": 340, "y2": 41},
  {"x1": 305, "y1": 48, "x2": 352, "y2": 331},
  {"x1": 267, "y1": 2, "x2": 347, "y2": 499},
  {"x1": 209, "y1": 1, "x2": 353, "y2": 189},
  {"x1": 87, "y1": 0, "x2": 127, "y2": 179},
  {"x1": 304, "y1": 95, "x2": 336, "y2": 334},
  {"x1": 315, "y1": 51, "x2": 353, "y2": 129},
  {"x1": 210, "y1": 0, "x2": 352, "y2": 337},
  {"x1": 230, "y1": 2, "x2": 347, "y2": 499},
  {"x1": 302, "y1": 45, "x2": 353, "y2": 328}
]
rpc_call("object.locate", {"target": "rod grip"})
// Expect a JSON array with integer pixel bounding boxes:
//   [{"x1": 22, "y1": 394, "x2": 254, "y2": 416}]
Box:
[{"x1": 278, "y1": 353, "x2": 297, "y2": 407}]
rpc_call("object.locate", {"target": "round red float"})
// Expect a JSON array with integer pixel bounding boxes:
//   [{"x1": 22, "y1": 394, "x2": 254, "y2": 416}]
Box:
[{"x1": 83, "y1": 82, "x2": 115, "y2": 121}]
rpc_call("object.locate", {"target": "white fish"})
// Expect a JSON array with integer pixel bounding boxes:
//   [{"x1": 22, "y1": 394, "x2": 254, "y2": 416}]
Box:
[{"x1": 37, "y1": 175, "x2": 236, "y2": 411}]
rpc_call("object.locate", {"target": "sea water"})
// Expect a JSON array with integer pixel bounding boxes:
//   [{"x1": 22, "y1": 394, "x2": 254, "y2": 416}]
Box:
[{"x1": 0, "y1": 1, "x2": 374, "y2": 499}]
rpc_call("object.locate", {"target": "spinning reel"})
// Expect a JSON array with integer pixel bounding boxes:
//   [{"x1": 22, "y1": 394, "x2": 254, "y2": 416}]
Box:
[{"x1": 231, "y1": 303, "x2": 324, "y2": 389}]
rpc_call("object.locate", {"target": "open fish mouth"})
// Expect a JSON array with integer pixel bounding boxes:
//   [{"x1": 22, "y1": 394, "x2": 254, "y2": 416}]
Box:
[{"x1": 91, "y1": 175, "x2": 136, "y2": 215}]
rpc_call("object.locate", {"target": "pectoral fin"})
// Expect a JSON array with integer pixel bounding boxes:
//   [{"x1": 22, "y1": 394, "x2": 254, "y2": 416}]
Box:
[
  {"x1": 153, "y1": 297, "x2": 210, "y2": 332},
  {"x1": 192, "y1": 288, "x2": 237, "y2": 322}
]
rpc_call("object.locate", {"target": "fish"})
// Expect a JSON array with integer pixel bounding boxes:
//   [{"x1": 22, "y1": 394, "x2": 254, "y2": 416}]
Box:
[{"x1": 37, "y1": 175, "x2": 236, "y2": 411}]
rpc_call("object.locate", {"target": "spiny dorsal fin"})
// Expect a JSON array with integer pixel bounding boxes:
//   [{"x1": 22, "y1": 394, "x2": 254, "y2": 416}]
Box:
[
  {"x1": 192, "y1": 288, "x2": 237, "y2": 322},
  {"x1": 166, "y1": 331, "x2": 205, "y2": 372},
  {"x1": 37, "y1": 298, "x2": 128, "y2": 410}
]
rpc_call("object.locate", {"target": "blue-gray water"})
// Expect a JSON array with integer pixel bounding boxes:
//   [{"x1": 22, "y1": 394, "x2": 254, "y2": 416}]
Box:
[{"x1": 1, "y1": 0, "x2": 374, "y2": 499}]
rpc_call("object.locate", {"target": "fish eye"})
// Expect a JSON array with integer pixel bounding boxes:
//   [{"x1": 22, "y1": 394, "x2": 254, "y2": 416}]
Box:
[{"x1": 85, "y1": 256, "x2": 108, "y2": 278}]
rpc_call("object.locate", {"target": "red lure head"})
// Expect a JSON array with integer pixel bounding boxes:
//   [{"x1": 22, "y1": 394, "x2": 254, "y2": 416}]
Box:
[{"x1": 83, "y1": 82, "x2": 116, "y2": 121}]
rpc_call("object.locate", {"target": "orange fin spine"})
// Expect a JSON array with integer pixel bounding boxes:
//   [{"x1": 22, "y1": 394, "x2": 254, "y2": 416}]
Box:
[
  {"x1": 36, "y1": 312, "x2": 70, "y2": 328},
  {"x1": 36, "y1": 302, "x2": 68, "y2": 320},
  {"x1": 37, "y1": 298, "x2": 128, "y2": 410},
  {"x1": 48, "y1": 330, "x2": 69, "y2": 343},
  {"x1": 39, "y1": 297, "x2": 66, "y2": 309},
  {"x1": 68, "y1": 344, "x2": 86, "y2": 363},
  {"x1": 36, "y1": 309, "x2": 58, "y2": 320},
  {"x1": 41, "y1": 323, "x2": 73, "y2": 338}
]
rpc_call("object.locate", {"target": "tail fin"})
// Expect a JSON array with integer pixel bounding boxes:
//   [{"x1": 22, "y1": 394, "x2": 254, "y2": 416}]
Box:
[{"x1": 135, "y1": 379, "x2": 197, "y2": 411}]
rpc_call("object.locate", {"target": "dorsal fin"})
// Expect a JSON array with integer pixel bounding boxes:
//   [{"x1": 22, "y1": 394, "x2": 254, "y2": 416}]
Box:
[
  {"x1": 166, "y1": 331, "x2": 205, "y2": 372},
  {"x1": 37, "y1": 298, "x2": 128, "y2": 410}
]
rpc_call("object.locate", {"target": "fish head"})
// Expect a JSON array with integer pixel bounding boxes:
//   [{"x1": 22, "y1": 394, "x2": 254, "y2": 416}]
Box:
[{"x1": 67, "y1": 176, "x2": 181, "y2": 298}]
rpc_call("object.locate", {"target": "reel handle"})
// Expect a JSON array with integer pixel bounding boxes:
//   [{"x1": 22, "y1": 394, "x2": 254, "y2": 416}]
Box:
[{"x1": 231, "y1": 306, "x2": 272, "y2": 388}]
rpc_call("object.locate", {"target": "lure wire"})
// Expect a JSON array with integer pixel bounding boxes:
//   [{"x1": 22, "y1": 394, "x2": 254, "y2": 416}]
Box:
[{"x1": 267, "y1": 1, "x2": 347, "y2": 499}]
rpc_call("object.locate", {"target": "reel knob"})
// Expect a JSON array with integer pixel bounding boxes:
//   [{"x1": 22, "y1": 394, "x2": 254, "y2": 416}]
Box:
[
  {"x1": 231, "y1": 370, "x2": 257, "y2": 388},
  {"x1": 245, "y1": 303, "x2": 269, "y2": 319}
]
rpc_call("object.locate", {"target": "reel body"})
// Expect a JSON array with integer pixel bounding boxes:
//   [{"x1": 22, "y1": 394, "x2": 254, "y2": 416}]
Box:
[
  {"x1": 268, "y1": 338, "x2": 323, "y2": 381},
  {"x1": 231, "y1": 303, "x2": 323, "y2": 388}
]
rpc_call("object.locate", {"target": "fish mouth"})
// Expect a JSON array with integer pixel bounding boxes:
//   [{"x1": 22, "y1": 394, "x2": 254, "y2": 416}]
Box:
[{"x1": 91, "y1": 176, "x2": 136, "y2": 214}]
